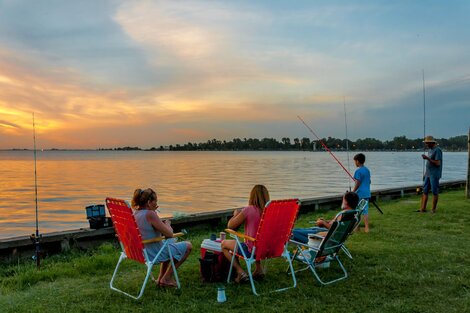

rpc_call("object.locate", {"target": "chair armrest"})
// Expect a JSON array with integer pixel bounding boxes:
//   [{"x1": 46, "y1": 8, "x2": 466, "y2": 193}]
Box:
[
  {"x1": 225, "y1": 229, "x2": 256, "y2": 242},
  {"x1": 289, "y1": 239, "x2": 320, "y2": 252},
  {"x1": 309, "y1": 233, "x2": 324, "y2": 239},
  {"x1": 142, "y1": 232, "x2": 185, "y2": 244}
]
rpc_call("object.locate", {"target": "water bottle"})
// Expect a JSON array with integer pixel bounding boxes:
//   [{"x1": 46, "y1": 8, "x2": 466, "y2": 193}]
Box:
[{"x1": 217, "y1": 286, "x2": 226, "y2": 303}]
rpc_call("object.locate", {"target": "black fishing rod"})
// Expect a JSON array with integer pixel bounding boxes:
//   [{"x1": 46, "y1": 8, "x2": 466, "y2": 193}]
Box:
[
  {"x1": 422, "y1": 69, "x2": 426, "y2": 180},
  {"x1": 31, "y1": 113, "x2": 42, "y2": 269},
  {"x1": 297, "y1": 115, "x2": 383, "y2": 214},
  {"x1": 343, "y1": 97, "x2": 352, "y2": 191}
]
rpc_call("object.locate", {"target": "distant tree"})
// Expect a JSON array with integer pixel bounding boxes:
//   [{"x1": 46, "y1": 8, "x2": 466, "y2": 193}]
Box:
[
  {"x1": 293, "y1": 138, "x2": 300, "y2": 150},
  {"x1": 281, "y1": 137, "x2": 291, "y2": 149},
  {"x1": 301, "y1": 137, "x2": 311, "y2": 150},
  {"x1": 146, "y1": 134, "x2": 466, "y2": 152},
  {"x1": 356, "y1": 138, "x2": 384, "y2": 150}
]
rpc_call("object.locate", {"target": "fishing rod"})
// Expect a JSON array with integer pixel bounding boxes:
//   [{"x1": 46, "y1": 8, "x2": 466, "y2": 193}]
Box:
[
  {"x1": 297, "y1": 115, "x2": 384, "y2": 214},
  {"x1": 422, "y1": 69, "x2": 426, "y2": 180},
  {"x1": 31, "y1": 113, "x2": 42, "y2": 269},
  {"x1": 297, "y1": 115, "x2": 355, "y2": 181},
  {"x1": 343, "y1": 97, "x2": 351, "y2": 191}
]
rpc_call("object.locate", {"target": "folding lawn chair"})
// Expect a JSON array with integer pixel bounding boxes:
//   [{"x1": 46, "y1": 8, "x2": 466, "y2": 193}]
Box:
[
  {"x1": 106, "y1": 197, "x2": 185, "y2": 300},
  {"x1": 226, "y1": 199, "x2": 300, "y2": 296},
  {"x1": 289, "y1": 209, "x2": 359, "y2": 285},
  {"x1": 304, "y1": 199, "x2": 368, "y2": 259},
  {"x1": 340, "y1": 198, "x2": 368, "y2": 259}
]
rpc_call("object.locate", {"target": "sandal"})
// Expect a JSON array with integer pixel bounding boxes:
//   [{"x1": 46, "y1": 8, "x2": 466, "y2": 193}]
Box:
[{"x1": 235, "y1": 272, "x2": 249, "y2": 283}]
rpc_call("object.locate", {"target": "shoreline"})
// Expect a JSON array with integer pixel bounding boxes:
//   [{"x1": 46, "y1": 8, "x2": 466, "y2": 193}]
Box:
[{"x1": 0, "y1": 179, "x2": 465, "y2": 261}]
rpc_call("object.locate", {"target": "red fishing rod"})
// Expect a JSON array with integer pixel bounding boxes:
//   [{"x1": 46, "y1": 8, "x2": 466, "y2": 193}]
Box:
[
  {"x1": 297, "y1": 115, "x2": 355, "y2": 182},
  {"x1": 297, "y1": 115, "x2": 384, "y2": 214}
]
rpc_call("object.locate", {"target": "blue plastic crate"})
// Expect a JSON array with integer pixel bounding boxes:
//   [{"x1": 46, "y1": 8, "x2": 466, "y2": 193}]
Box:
[{"x1": 85, "y1": 204, "x2": 105, "y2": 218}]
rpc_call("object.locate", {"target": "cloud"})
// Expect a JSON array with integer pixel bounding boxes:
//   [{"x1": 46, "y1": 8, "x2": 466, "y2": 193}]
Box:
[{"x1": 0, "y1": 1, "x2": 469, "y2": 148}]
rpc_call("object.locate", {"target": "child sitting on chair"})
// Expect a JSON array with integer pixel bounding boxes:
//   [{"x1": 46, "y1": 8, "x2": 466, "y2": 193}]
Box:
[
  {"x1": 291, "y1": 191, "x2": 359, "y2": 243},
  {"x1": 132, "y1": 188, "x2": 192, "y2": 288},
  {"x1": 221, "y1": 184, "x2": 270, "y2": 283}
]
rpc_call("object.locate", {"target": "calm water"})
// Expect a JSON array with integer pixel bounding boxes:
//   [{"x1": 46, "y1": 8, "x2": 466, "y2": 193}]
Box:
[{"x1": 0, "y1": 150, "x2": 466, "y2": 239}]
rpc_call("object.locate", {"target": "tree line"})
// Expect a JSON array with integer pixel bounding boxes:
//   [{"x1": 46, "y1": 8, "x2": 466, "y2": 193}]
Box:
[{"x1": 106, "y1": 135, "x2": 467, "y2": 151}]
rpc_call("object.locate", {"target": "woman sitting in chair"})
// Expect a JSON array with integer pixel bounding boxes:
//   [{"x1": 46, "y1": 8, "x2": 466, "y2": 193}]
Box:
[
  {"x1": 132, "y1": 188, "x2": 192, "y2": 288},
  {"x1": 221, "y1": 184, "x2": 270, "y2": 283}
]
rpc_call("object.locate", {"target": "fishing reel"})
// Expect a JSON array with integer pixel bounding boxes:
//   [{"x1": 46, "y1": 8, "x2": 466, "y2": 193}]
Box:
[{"x1": 30, "y1": 233, "x2": 42, "y2": 243}]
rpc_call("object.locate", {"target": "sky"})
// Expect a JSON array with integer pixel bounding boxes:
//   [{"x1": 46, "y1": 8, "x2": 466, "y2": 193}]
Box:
[{"x1": 0, "y1": 0, "x2": 469, "y2": 149}]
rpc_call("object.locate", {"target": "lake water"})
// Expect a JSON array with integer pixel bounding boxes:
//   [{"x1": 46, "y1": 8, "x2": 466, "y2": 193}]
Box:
[{"x1": 0, "y1": 150, "x2": 466, "y2": 239}]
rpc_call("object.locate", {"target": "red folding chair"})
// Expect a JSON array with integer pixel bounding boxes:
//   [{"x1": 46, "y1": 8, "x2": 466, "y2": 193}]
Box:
[
  {"x1": 226, "y1": 199, "x2": 300, "y2": 295},
  {"x1": 106, "y1": 197, "x2": 184, "y2": 300}
]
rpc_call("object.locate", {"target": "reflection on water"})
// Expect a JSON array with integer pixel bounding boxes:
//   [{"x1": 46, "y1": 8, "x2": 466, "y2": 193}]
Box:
[{"x1": 0, "y1": 150, "x2": 466, "y2": 238}]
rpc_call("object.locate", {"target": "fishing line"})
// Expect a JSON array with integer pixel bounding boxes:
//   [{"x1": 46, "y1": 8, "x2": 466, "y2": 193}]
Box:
[
  {"x1": 343, "y1": 97, "x2": 352, "y2": 191},
  {"x1": 297, "y1": 115, "x2": 355, "y2": 182},
  {"x1": 298, "y1": 115, "x2": 384, "y2": 214}
]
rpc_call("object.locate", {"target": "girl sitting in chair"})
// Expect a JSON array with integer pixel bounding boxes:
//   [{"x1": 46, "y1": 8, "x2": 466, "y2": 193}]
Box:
[
  {"x1": 132, "y1": 188, "x2": 192, "y2": 288},
  {"x1": 221, "y1": 184, "x2": 270, "y2": 283}
]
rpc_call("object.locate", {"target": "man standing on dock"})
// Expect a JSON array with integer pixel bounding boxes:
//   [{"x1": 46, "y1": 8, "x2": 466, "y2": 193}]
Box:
[{"x1": 420, "y1": 136, "x2": 443, "y2": 213}]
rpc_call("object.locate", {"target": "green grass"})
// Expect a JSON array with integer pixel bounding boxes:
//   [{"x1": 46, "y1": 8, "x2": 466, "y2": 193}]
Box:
[{"x1": 1, "y1": 190, "x2": 470, "y2": 313}]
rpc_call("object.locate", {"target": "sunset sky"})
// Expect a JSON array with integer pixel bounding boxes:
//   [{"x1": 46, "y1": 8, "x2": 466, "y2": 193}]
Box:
[{"x1": 0, "y1": 0, "x2": 469, "y2": 149}]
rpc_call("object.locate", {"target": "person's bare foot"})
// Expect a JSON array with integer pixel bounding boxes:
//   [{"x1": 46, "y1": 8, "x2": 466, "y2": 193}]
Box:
[
  {"x1": 159, "y1": 278, "x2": 178, "y2": 288},
  {"x1": 151, "y1": 276, "x2": 160, "y2": 287},
  {"x1": 235, "y1": 271, "x2": 249, "y2": 283}
]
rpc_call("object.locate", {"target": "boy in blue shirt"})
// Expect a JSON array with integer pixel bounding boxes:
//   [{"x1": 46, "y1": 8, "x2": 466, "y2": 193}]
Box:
[{"x1": 352, "y1": 153, "x2": 371, "y2": 233}]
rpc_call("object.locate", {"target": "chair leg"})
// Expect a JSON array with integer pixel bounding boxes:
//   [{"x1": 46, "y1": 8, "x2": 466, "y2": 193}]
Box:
[
  {"x1": 110, "y1": 252, "x2": 126, "y2": 291},
  {"x1": 244, "y1": 259, "x2": 259, "y2": 296},
  {"x1": 136, "y1": 263, "x2": 154, "y2": 299},
  {"x1": 308, "y1": 256, "x2": 348, "y2": 286},
  {"x1": 110, "y1": 252, "x2": 154, "y2": 300},
  {"x1": 227, "y1": 247, "x2": 237, "y2": 283},
  {"x1": 246, "y1": 247, "x2": 297, "y2": 296},
  {"x1": 167, "y1": 246, "x2": 181, "y2": 289},
  {"x1": 283, "y1": 248, "x2": 297, "y2": 291},
  {"x1": 148, "y1": 240, "x2": 181, "y2": 289},
  {"x1": 341, "y1": 245, "x2": 353, "y2": 259},
  {"x1": 287, "y1": 248, "x2": 312, "y2": 275}
]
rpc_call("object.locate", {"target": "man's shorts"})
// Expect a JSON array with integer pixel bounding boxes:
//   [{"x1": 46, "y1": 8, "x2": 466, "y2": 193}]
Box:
[{"x1": 423, "y1": 176, "x2": 440, "y2": 195}]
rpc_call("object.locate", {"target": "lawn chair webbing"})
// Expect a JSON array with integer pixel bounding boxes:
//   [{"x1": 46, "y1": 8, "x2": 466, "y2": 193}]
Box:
[
  {"x1": 106, "y1": 198, "x2": 146, "y2": 264},
  {"x1": 254, "y1": 199, "x2": 299, "y2": 261}
]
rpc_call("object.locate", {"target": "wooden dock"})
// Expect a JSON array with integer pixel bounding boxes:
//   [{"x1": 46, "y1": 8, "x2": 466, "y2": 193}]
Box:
[{"x1": 0, "y1": 180, "x2": 465, "y2": 261}]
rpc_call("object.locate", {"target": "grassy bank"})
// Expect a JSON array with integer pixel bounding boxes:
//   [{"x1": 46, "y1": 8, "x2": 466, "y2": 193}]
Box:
[{"x1": 1, "y1": 190, "x2": 469, "y2": 313}]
